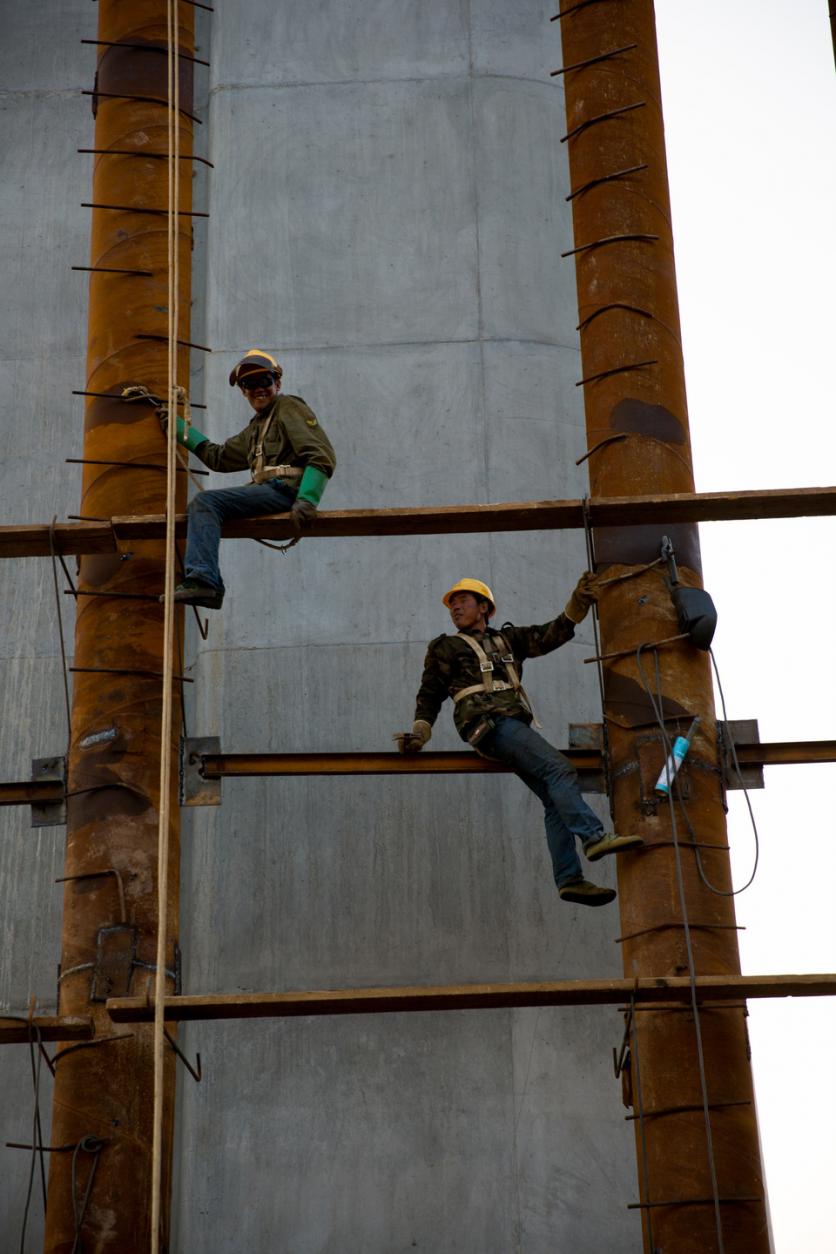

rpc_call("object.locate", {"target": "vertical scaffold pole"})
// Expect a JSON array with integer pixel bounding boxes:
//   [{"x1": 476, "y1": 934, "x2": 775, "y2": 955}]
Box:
[
  {"x1": 556, "y1": 3, "x2": 770, "y2": 1250},
  {"x1": 45, "y1": 2, "x2": 195, "y2": 1249}
]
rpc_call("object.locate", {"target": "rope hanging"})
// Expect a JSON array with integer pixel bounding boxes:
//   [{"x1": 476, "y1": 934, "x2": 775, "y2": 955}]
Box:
[{"x1": 150, "y1": 1, "x2": 181, "y2": 1248}]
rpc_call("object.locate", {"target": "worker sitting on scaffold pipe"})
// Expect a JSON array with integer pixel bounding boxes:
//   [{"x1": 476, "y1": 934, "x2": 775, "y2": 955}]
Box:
[
  {"x1": 159, "y1": 349, "x2": 336, "y2": 609},
  {"x1": 395, "y1": 577, "x2": 643, "y2": 906}
]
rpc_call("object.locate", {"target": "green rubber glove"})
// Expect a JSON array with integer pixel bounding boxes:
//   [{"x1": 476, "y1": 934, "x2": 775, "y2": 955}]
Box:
[
  {"x1": 296, "y1": 465, "x2": 329, "y2": 507},
  {"x1": 176, "y1": 416, "x2": 208, "y2": 452},
  {"x1": 157, "y1": 408, "x2": 207, "y2": 453}
]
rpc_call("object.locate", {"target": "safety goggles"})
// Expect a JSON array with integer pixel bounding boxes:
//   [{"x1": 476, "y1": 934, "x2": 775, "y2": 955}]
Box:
[{"x1": 238, "y1": 372, "x2": 276, "y2": 392}]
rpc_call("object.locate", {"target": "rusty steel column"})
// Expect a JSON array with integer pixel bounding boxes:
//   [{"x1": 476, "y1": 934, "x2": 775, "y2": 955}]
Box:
[
  {"x1": 556, "y1": 3, "x2": 769, "y2": 1251},
  {"x1": 45, "y1": 2, "x2": 195, "y2": 1250}
]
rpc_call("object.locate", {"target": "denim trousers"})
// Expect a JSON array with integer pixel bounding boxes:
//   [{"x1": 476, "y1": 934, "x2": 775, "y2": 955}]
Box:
[
  {"x1": 479, "y1": 715, "x2": 604, "y2": 888},
  {"x1": 184, "y1": 480, "x2": 296, "y2": 592}
]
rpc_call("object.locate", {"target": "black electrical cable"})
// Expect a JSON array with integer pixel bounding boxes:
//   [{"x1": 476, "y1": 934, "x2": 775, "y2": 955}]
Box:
[
  {"x1": 633, "y1": 644, "x2": 760, "y2": 899},
  {"x1": 48, "y1": 518, "x2": 73, "y2": 753},
  {"x1": 70, "y1": 1136, "x2": 104, "y2": 1254},
  {"x1": 627, "y1": 992, "x2": 656, "y2": 1252},
  {"x1": 638, "y1": 643, "x2": 726, "y2": 1252},
  {"x1": 18, "y1": 1020, "x2": 47, "y2": 1254},
  {"x1": 703, "y1": 646, "x2": 761, "y2": 894}
]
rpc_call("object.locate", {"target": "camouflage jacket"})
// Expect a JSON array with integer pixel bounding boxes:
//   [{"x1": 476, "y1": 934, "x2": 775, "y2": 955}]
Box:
[
  {"x1": 194, "y1": 394, "x2": 336, "y2": 479},
  {"x1": 413, "y1": 615, "x2": 577, "y2": 741}
]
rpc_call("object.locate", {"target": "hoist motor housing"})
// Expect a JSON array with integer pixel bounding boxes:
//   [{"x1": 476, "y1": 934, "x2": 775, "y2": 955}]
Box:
[{"x1": 671, "y1": 585, "x2": 717, "y2": 650}]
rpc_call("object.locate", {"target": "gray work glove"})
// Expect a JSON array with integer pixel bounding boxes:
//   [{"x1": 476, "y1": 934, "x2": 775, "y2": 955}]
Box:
[
  {"x1": 290, "y1": 498, "x2": 318, "y2": 533},
  {"x1": 563, "y1": 571, "x2": 599, "y2": 624},
  {"x1": 393, "y1": 720, "x2": 432, "y2": 754}
]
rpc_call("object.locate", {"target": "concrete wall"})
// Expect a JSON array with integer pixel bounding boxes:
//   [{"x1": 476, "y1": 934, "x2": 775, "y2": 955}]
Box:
[
  {"x1": 175, "y1": 2, "x2": 640, "y2": 1251},
  {"x1": 0, "y1": 2, "x2": 93, "y2": 1245},
  {"x1": 0, "y1": 2, "x2": 641, "y2": 1249}
]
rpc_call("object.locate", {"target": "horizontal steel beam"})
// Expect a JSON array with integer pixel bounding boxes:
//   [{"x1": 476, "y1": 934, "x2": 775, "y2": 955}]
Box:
[
  {"x1": 737, "y1": 740, "x2": 836, "y2": 766},
  {"x1": 1, "y1": 485, "x2": 835, "y2": 557},
  {"x1": 107, "y1": 973, "x2": 836, "y2": 1024},
  {"x1": 0, "y1": 1015, "x2": 94, "y2": 1044},
  {"x1": 0, "y1": 779, "x2": 65, "y2": 807},
  {"x1": 198, "y1": 741, "x2": 836, "y2": 778},
  {"x1": 200, "y1": 749, "x2": 591, "y2": 776},
  {"x1": 2, "y1": 742, "x2": 831, "y2": 816}
]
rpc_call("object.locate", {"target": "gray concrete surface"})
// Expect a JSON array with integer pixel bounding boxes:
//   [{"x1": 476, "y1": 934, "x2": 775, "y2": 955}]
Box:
[
  {"x1": 0, "y1": 1, "x2": 641, "y2": 1249},
  {"x1": 175, "y1": 2, "x2": 639, "y2": 1250},
  {"x1": 0, "y1": 4, "x2": 94, "y2": 1246}
]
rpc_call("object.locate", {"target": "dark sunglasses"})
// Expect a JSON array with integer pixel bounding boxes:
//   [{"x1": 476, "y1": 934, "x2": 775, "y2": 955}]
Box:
[{"x1": 238, "y1": 372, "x2": 276, "y2": 392}]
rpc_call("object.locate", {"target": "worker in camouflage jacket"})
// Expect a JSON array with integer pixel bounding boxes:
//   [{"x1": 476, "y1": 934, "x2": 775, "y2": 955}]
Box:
[
  {"x1": 395, "y1": 577, "x2": 643, "y2": 906},
  {"x1": 160, "y1": 349, "x2": 336, "y2": 609}
]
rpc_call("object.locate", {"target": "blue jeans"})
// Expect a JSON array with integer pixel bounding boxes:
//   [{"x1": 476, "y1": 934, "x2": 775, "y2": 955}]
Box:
[
  {"x1": 478, "y1": 716, "x2": 604, "y2": 888},
  {"x1": 184, "y1": 481, "x2": 297, "y2": 593}
]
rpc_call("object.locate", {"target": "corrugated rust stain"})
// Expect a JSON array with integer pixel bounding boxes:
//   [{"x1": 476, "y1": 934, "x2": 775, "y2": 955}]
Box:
[
  {"x1": 595, "y1": 521, "x2": 701, "y2": 571},
  {"x1": 608, "y1": 397, "x2": 686, "y2": 442},
  {"x1": 559, "y1": 2, "x2": 769, "y2": 1250},
  {"x1": 45, "y1": 3, "x2": 194, "y2": 1250},
  {"x1": 603, "y1": 671, "x2": 691, "y2": 728},
  {"x1": 84, "y1": 392, "x2": 155, "y2": 431},
  {"x1": 97, "y1": 42, "x2": 195, "y2": 115},
  {"x1": 69, "y1": 786, "x2": 152, "y2": 824}
]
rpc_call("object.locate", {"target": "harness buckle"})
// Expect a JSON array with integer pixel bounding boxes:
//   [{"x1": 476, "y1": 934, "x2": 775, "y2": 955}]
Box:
[{"x1": 480, "y1": 660, "x2": 494, "y2": 673}]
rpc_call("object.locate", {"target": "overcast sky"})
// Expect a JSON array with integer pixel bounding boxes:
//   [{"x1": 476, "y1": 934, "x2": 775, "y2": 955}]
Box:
[{"x1": 654, "y1": 3, "x2": 835, "y2": 1250}]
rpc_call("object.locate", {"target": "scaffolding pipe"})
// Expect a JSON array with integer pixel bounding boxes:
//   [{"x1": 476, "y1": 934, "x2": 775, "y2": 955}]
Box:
[
  {"x1": 44, "y1": 3, "x2": 195, "y2": 1250},
  {"x1": 557, "y1": 3, "x2": 769, "y2": 1250}
]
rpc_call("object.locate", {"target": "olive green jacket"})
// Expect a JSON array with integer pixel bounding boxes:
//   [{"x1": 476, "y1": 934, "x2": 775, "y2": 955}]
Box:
[
  {"x1": 193, "y1": 394, "x2": 336, "y2": 480},
  {"x1": 413, "y1": 615, "x2": 577, "y2": 740}
]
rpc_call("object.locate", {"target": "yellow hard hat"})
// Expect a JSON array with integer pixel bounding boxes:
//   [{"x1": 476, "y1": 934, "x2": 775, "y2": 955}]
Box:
[
  {"x1": 229, "y1": 349, "x2": 282, "y2": 387},
  {"x1": 442, "y1": 578, "x2": 496, "y2": 616}
]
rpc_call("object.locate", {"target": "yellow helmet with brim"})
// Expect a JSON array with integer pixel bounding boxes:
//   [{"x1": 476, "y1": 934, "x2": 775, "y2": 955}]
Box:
[
  {"x1": 442, "y1": 579, "x2": 496, "y2": 616},
  {"x1": 229, "y1": 349, "x2": 282, "y2": 387}
]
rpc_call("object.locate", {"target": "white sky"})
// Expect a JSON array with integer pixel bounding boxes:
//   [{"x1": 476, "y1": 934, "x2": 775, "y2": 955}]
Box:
[{"x1": 654, "y1": 3, "x2": 835, "y2": 1250}]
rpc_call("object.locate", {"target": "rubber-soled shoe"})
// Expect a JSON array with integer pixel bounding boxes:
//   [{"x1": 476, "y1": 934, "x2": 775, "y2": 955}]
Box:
[
  {"x1": 167, "y1": 579, "x2": 224, "y2": 610},
  {"x1": 584, "y1": 833, "x2": 644, "y2": 863},
  {"x1": 558, "y1": 878, "x2": 616, "y2": 907}
]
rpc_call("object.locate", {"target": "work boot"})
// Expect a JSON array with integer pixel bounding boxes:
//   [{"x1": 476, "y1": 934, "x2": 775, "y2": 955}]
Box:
[
  {"x1": 583, "y1": 832, "x2": 644, "y2": 863},
  {"x1": 558, "y1": 878, "x2": 616, "y2": 907},
  {"x1": 167, "y1": 579, "x2": 224, "y2": 610}
]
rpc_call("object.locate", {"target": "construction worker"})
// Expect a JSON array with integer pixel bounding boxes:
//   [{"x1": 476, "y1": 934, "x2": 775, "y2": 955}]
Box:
[
  {"x1": 395, "y1": 577, "x2": 643, "y2": 906},
  {"x1": 160, "y1": 350, "x2": 336, "y2": 609}
]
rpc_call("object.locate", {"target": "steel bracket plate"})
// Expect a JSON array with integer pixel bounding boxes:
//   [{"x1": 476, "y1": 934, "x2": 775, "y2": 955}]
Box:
[
  {"x1": 31, "y1": 756, "x2": 66, "y2": 827},
  {"x1": 91, "y1": 923, "x2": 138, "y2": 1002},
  {"x1": 568, "y1": 722, "x2": 606, "y2": 793},
  {"x1": 719, "y1": 719, "x2": 764, "y2": 791},
  {"x1": 180, "y1": 736, "x2": 221, "y2": 806}
]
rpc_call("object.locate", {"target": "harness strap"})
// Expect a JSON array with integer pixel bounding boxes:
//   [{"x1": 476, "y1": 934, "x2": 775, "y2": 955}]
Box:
[
  {"x1": 251, "y1": 463, "x2": 303, "y2": 486},
  {"x1": 454, "y1": 632, "x2": 542, "y2": 728},
  {"x1": 252, "y1": 399, "x2": 278, "y2": 481},
  {"x1": 453, "y1": 681, "x2": 514, "y2": 702}
]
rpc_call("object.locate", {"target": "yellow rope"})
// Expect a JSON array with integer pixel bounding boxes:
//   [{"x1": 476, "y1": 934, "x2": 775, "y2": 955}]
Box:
[{"x1": 150, "y1": 0, "x2": 181, "y2": 1247}]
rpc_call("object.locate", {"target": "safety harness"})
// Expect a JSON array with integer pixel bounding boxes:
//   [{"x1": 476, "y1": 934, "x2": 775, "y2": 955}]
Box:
[
  {"x1": 251, "y1": 401, "x2": 304, "y2": 486},
  {"x1": 453, "y1": 631, "x2": 542, "y2": 729}
]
